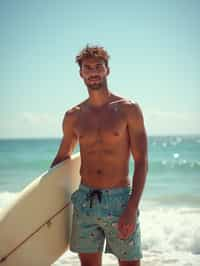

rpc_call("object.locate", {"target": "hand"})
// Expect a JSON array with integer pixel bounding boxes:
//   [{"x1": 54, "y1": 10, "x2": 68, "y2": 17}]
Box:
[{"x1": 117, "y1": 206, "x2": 137, "y2": 239}]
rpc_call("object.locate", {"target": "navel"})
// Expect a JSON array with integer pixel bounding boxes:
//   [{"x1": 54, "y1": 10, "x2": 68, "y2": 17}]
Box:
[
  {"x1": 96, "y1": 169, "x2": 103, "y2": 175},
  {"x1": 113, "y1": 131, "x2": 119, "y2": 136}
]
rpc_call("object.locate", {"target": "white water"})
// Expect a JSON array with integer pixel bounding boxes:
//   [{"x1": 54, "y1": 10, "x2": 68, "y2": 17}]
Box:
[{"x1": 1, "y1": 192, "x2": 200, "y2": 265}]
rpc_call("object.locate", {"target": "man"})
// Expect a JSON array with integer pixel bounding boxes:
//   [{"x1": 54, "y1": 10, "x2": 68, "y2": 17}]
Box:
[{"x1": 51, "y1": 45, "x2": 148, "y2": 266}]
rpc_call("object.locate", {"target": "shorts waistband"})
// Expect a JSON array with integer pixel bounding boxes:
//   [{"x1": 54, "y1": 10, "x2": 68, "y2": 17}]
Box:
[{"x1": 78, "y1": 184, "x2": 131, "y2": 195}]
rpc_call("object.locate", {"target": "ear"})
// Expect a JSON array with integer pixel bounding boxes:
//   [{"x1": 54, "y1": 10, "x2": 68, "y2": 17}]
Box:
[
  {"x1": 80, "y1": 69, "x2": 83, "y2": 78},
  {"x1": 106, "y1": 66, "x2": 110, "y2": 76}
]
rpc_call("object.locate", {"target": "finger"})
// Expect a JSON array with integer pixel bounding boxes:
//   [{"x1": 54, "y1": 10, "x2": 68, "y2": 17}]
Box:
[
  {"x1": 117, "y1": 228, "x2": 129, "y2": 239},
  {"x1": 118, "y1": 223, "x2": 132, "y2": 233},
  {"x1": 118, "y1": 222, "x2": 130, "y2": 229},
  {"x1": 118, "y1": 226, "x2": 135, "y2": 239},
  {"x1": 123, "y1": 223, "x2": 136, "y2": 233},
  {"x1": 124, "y1": 224, "x2": 132, "y2": 229},
  {"x1": 118, "y1": 224, "x2": 131, "y2": 234}
]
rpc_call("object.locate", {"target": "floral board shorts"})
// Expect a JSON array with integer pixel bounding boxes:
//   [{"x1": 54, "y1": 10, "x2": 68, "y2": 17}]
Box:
[{"x1": 70, "y1": 184, "x2": 143, "y2": 261}]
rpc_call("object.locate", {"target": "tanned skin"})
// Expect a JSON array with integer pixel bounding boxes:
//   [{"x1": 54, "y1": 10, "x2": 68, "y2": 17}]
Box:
[{"x1": 51, "y1": 57, "x2": 148, "y2": 266}]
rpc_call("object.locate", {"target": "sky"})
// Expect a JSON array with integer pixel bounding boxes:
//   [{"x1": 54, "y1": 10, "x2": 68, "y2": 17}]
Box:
[{"x1": 1, "y1": 0, "x2": 200, "y2": 138}]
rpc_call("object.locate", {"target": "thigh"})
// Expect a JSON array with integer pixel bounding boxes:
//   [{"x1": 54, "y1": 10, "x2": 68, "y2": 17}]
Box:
[
  {"x1": 70, "y1": 209, "x2": 105, "y2": 253},
  {"x1": 79, "y1": 252, "x2": 102, "y2": 266}
]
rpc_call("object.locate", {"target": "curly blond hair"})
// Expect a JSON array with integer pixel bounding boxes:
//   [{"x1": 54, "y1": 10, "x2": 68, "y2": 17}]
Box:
[{"x1": 76, "y1": 45, "x2": 110, "y2": 68}]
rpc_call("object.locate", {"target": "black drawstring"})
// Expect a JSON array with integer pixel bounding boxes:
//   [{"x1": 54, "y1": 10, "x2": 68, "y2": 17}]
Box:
[{"x1": 87, "y1": 190, "x2": 102, "y2": 208}]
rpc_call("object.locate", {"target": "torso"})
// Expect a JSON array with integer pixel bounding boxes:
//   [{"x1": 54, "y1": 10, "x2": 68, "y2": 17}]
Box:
[{"x1": 72, "y1": 94, "x2": 132, "y2": 189}]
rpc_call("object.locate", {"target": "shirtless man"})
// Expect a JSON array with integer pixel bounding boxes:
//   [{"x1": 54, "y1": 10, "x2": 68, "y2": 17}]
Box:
[{"x1": 51, "y1": 45, "x2": 148, "y2": 266}]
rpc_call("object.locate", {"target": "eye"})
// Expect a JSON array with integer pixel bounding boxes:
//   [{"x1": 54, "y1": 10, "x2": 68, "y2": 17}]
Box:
[
  {"x1": 96, "y1": 64, "x2": 103, "y2": 70},
  {"x1": 83, "y1": 65, "x2": 91, "y2": 71}
]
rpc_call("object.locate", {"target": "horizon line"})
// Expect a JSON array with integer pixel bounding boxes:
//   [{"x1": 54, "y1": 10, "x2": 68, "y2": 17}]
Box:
[{"x1": 0, "y1": 133, "x2": 200, "y2": 141}]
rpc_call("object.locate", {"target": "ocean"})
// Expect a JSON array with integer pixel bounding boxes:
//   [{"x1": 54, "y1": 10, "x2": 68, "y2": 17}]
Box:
[{"x1": 0, "y1": 136, "x2": 200, "y2": 266}]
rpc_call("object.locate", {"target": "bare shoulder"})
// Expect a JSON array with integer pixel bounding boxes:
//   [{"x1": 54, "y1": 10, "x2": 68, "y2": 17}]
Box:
[
  {"x1": 123, "y1": 99, "x2": 143, "y2": 120},
  {"x1": 111, "y1": 94, "x2": 143, "y2": 120},
  {"x1": 63, "y1": 103, "x2": 82, "y2": 125}
]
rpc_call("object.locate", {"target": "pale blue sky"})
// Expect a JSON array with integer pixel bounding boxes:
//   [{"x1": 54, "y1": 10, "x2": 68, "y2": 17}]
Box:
[{"x1": 1, "y1": 0, "x2": 200, "y2": 138}]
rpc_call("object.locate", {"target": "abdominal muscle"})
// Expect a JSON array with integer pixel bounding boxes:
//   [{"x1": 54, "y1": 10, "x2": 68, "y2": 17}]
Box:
[{"x1": 79, "y1": 146, "x2": 131, "y2": 189}]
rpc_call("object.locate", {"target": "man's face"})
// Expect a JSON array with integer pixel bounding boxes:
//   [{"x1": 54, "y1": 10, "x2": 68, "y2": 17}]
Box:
[{"x1": 80, "y1": 57, "x2": 109, "y2": 90}]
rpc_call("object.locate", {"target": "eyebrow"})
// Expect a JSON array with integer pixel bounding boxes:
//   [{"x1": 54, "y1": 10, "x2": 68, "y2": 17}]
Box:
[{"x1": 83, "y1": 63, "x2": 104, "y2": 67}]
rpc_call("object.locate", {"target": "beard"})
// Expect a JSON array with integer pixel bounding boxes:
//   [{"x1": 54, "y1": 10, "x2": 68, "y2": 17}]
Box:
[
  {"x1": 86, "y1": 77, "x2": 107, "y2": 90},
  {"x1": 89, "y1": 83, "x2": 102, "y2": 90}
]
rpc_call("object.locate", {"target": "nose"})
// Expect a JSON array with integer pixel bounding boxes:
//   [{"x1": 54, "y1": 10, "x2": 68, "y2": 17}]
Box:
[{"x1": 90, "y1": 67, "x2": 98, "y2": 74}]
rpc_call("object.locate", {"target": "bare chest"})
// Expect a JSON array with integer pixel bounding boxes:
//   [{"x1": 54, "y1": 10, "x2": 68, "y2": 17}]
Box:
[{"x1": 74, "y1": 107, "x2": 128, "y2": 145}]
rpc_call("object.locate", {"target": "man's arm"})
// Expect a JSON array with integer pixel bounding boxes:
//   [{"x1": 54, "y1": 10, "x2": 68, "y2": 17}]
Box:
[
  {"x1": 50, "y1": 110, "x2": 78, "y2": 168},
  {"x1": 127, "y1": 101, "x2": 148, "y2": 209},
  {"x1": 117, "y1": 101, "x2": 148, "y2": 239}
]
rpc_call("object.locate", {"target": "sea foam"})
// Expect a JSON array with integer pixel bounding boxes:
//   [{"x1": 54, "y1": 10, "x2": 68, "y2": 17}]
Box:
[{"x1": 1, "y1": 192, "x2": 200, "y2": 265}]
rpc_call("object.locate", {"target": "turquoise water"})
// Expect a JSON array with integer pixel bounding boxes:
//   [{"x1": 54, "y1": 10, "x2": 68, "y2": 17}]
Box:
[{"x1": 0, "y1": 135, "x2": 199, "y2": 207}]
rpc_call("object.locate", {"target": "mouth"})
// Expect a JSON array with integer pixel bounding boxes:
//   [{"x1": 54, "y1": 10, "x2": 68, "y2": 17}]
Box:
[{"x1": 88, "y1": 76, "x2": 101, "y2": 82}]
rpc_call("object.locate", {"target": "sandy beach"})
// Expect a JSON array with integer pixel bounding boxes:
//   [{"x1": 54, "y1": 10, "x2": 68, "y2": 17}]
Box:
[
  {"x1": 54, "y1": 249, "x2": 200, "y2": 266},
  {"x1": 53, "y1": 251, "x2": 159, "y2": 266},
  {"x1": 54, "y1": 250, "x2": 200, "y2": 265}
]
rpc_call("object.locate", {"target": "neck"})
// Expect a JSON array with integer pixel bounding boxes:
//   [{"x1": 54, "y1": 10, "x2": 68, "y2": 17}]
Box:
[{"x1": 87, "y1": 81, "x2": 111, "y2": 107}]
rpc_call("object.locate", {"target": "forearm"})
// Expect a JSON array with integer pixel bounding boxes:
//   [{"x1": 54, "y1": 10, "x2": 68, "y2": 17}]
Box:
[{"x1": 128, "y1": 158, "x2": 148, "y2": 210}]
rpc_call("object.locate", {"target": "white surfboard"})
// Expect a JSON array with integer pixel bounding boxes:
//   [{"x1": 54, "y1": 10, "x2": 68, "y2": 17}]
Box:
[{"x1": 0, "y1": 152, "x2": 81, "y2": 266}]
